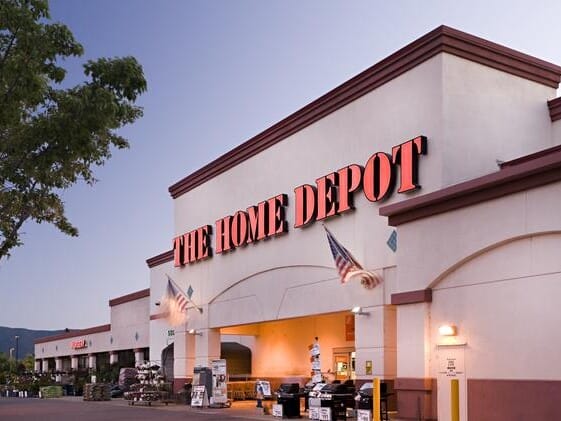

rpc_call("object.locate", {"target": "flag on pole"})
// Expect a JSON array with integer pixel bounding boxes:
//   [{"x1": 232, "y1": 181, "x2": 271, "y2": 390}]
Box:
[
  {"x1": 161, "y1": 275, "x2": 189, "y2": 326},
  {"x1": 324, "y1": 225, "x2": 382, "y2": 289}
]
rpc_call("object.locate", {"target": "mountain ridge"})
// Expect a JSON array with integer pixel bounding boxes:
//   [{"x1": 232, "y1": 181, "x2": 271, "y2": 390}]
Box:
[{"x1": 0, "y1": 326, "x2": 66, "y2": 358}]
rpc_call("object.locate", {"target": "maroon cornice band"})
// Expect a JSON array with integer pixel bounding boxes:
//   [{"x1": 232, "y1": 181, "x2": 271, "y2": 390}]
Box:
[
  {"x1": 168, "y1": 25, "x2": 561, "y2": 199},
  {"x1": 108, "y1": 288, "x2": 150, "y2": 307},
  {"x1": 380, "y1": 146, "x2": 561, "y2": 226},
  {"x1": 548, "y1": 97, "x2": 561, "y2": 121},
  {"x1": 391, "y1": 289, "x2": 433, "y2": 305},
  {"x1": 34, "y1": 324, "x2": 111, "y2": 344},
  {"x1": 146, "y1": 249, "x2": 174, "y2": 268}
]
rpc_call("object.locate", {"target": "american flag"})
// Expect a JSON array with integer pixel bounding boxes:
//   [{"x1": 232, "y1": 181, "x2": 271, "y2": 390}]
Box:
[
  {"x1": 324, "y1": 226, "x2": 382, "y2": 289},
  {"x1": 161, "y1": 275, "x2": 189, "y2": 326},
  {"x1": 166, "y1": 276, "x2": 188, "y2": 312}
]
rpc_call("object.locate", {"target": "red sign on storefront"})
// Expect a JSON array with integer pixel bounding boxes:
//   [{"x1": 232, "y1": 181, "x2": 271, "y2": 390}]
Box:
[
  {"x1": 71, "y1": 339, "x2": 87, "y2": 350},
  {"x1": 173, "y1": 135, "x2": 427, "y2": 266}
]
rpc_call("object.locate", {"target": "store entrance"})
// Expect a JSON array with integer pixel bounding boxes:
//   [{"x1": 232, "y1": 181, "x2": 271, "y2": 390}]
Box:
[
  {"x1": 333, "y1": 348, "x2": 355, "y2": 381},
  {"x1": 219, "y1": 311, "x2": 355, "y2": 384}
]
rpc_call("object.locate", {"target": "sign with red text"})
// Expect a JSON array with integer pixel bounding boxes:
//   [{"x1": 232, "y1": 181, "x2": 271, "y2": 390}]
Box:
[
  {"x1": 71, "y1": 339, "x2": 87, "y2": 350},
  {"x1": 173, "y1": 136, "x2": 427, "y2": 267}
]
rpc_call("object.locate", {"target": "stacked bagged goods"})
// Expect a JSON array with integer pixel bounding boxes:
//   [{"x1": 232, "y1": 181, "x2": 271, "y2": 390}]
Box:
[
  {"x1": 39, "y1": 386, "x2": 63, "y2": 399},
  {"x1": 83, "y1": 383, "x2": 110, "y2": 401},
  {"x1": 119, "y1": 367, "x2": 137, "y2": 389},
  {"x1": 124, "y1": 362, "x2": 169, "y2": 406}
]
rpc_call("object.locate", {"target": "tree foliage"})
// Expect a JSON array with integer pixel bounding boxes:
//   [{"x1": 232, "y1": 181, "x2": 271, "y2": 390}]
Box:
[{"x1": 0, "y1": 0, "x2": 147, "y2": 262}]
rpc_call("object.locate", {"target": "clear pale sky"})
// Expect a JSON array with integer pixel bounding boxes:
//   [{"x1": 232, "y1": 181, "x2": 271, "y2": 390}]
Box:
[{"x1": 1, "y1": 0, "x2": 560, "y2": 330}]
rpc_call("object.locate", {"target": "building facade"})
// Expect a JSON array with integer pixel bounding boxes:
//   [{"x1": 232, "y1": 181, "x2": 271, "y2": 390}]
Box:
[
  {"x1": 37, "y1": 26, "x2": 561, "y2": 420},
  {"x1": 34, "y1": 290, "x2": 150, "y2": 376}
]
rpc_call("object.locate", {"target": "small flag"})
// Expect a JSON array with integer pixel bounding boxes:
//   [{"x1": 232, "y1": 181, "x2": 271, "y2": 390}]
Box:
[
  {"x1": 161, "y1": 275, "x2": 189, "y2": 326},
  {"x1": 324, "y1": 225, "x2": 382, "y2": 289}
]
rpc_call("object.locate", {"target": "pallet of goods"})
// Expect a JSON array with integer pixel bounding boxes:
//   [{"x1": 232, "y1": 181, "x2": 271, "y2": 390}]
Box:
[{"x1": 83, "y1": 383, "x2": 111, "y2": 401}]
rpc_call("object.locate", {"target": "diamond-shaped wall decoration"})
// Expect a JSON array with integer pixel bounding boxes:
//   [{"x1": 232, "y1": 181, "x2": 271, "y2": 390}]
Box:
[
  {"x1": 187, "y1": 285, "x2": 194, "y2": 300},
  {"x1": 387, "y1": 229, "x2": 397, "y2": 252},
  {"x1": 135, "y1": 332, "x2": 139, "y2": 341},
  {"x1": 110, "y1": 336, "x2": 113, "y2": 344}
]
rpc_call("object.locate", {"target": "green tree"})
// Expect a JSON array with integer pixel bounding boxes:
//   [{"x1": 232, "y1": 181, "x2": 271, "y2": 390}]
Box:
[
  {"x1": 21, "y1": 353, "x2": 34, "y2": 372},
  {"x1": 0, "y1": 0, "x2": 147, "y2": 262}
]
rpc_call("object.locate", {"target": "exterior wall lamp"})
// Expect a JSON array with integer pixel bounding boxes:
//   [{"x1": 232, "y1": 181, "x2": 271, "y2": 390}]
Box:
[
  {"x1": 188, "y1": 329, "x2": 202, "y2": 336},
  {"x1": 438, "y1": 324, "x2": 458, "y2": 336},
  {"x1": 351, "y1": 306, "x2": 370, "y2": 316}
]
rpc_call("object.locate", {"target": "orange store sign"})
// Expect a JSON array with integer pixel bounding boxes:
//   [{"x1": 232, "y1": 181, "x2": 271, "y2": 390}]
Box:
[
  {"x1": 173, "y1": 136, "x2": 427, "y2": 267},
  {"x1": 71, "y1": 339, "x2": 87, "y2": 350}
]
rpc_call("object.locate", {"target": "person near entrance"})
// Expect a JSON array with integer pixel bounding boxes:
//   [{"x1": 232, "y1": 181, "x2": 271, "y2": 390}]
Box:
[{"x1": 256, "y1": 380, "x2": 264, "y2": 408}]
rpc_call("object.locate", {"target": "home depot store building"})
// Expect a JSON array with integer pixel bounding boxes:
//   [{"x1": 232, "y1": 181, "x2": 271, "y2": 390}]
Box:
[{"x1": 39, "y1": 26, "x2": 561, "y2": 420}]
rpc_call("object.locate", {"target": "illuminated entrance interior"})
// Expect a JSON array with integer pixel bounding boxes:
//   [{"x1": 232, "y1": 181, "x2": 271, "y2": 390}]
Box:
[{"x1": 220, "y1": 311, "x2": 355, "y2": 383}]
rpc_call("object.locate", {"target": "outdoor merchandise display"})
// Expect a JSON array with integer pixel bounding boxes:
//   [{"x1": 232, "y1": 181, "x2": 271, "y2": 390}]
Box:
[
  {"x1": 118, "y1": 367, "x2": 137, "y2": 390},
  {"x1": 124, "y1": 362, "x2": 170, "y2": 406},
  {"x1": 39, "y1": 385, "x2": 63, "y2": 399},
  {"x1": 83, "y1": 383, "x2": 110, "y2": 401},
  {"x1": 309, "y1": 337, "x2": 321, "y2": 383},
  {"x1": 210, "y1": 359, "x2": 228, "y2": 406}
]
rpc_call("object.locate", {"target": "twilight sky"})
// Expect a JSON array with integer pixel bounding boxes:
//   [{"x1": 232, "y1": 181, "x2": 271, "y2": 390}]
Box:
[{"x1": 1, "y1": 0, "x2": 560, "y2": 330}]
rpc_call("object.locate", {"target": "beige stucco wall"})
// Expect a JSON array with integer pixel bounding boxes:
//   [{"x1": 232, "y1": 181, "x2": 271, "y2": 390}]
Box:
[
  {"x1": 394, "y1": 179, "x2": 561, "y2": 411},
  {"x1": 168, "y1": 52, "x2": 556, "y2": 328},
  {"x1": 34, "y1": 296, "x2": 150, "y2": 360},
  {"x1": 155, "y1": 47, "x2": 559, "y2": 383}
]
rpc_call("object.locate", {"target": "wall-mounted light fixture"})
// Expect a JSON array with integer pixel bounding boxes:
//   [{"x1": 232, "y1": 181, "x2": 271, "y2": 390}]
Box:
[
  {"x1": 155, "y1": 301, "x2": 161, "y2": 306},
  {"x1": 351, "y1": 306, "x2": 370, "y2": 316},
  {"x1": 438, "y1": 324, "x2": 457, "y2": 336},
  {"x1": 188, "y1": 329, "x2": 202, "y2": 336}
]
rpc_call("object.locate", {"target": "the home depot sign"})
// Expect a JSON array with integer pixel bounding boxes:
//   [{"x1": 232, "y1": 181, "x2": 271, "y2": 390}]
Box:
[{"x1": 173, "y1": 136, "x2": 427, "y2": 267}]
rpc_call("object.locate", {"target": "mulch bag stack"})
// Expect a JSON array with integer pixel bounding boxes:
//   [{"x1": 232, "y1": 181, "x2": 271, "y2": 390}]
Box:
[
  {"x1": 83, "y1": 383, "x2": 110, "y2": 401},
  {"x1": 119, "y1": 367, "x2": 137, "y2": 389}
]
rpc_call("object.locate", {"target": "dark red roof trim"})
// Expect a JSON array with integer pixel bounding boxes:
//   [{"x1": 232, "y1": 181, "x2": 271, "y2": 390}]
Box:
[
  {"x1": 34, "y1": 324, "x2": 111, "y2": 344},
  {"x1": 146, "y1": 250, "x2": 174, "y2": 268},
  {"x1": 500, "y1": 144, "x2": 561, "y2": 168},
  {"x1": 391, "y1": 289, "x2": 433, "y2": 305},
  {"x1": 548, "y1": 97, "x2": 561, "y2": 121},
  {"x1": 109, "y1": 288, "x2": 150, "y2": 307},
  {"x1": 379, "y1": 147, "x2": 561, "y2": 226},
  {"x1": 150, "y1": 313, "x2": 169, "y2": 321},
  {"x1": 169, "y1": 25, "x2": 561, "y2": 199}
]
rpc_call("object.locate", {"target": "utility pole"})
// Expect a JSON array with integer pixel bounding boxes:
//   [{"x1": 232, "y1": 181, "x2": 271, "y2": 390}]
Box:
[{"x1": 15, "y1": 335, "x2": 20, "y2": 364}]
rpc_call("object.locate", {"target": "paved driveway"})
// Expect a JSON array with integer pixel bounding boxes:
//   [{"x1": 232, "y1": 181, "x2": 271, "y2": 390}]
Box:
[{"x1": 0, "y1": 397, "x2": 272, "y2": 420}]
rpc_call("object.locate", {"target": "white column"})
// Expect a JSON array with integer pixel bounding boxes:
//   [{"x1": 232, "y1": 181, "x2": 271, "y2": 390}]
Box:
[
  {"x1": 88, "y1": 354, "x2": 96, "y2": 370},
  {"x1": 34, "y1": 360, "x2": 41, "y2": 372},
  {"x1": 173, "y1": 328, "x2": 196, "y2": 390},
  {"x1": 109, "y1": 352, "x2": 118, "y2": 365},
  {"x1": 134, "y1": 349, "x2": 145, "y2": 366},
  {"x1": 71, "y1": 356, "x2": 78, "y2": 370},
  {"x1": 54, "y1": 358, "x2": 63, "y2": 382},
  {"x1": 194, "y1": 328, "x2": 221, "y2": 368},
  {"x1": 42, "y1": 359, "x2": 49, "y2": 373},
  {"x1": 355, "y1": 305, "x2": 397, "y2": 380}
]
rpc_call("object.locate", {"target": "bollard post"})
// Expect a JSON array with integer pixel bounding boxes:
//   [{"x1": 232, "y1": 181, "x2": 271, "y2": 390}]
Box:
[
  {"x1": 451, "y1": 379, "x2": 460, "y2": 421},
  {"x1": 373, "y1": 377, "x2": 381, "y2": 421}
]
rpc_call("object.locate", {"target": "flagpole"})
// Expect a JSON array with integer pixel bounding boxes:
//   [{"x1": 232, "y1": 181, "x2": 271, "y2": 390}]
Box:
[{"x1": 166, "y1": 274, "x2": 203, "y2": 314}]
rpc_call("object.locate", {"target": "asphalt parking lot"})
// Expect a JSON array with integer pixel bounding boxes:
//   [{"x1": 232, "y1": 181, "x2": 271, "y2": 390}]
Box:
[{"x1": 0, "y1": 397, "x2": 273, "y2": 421}]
